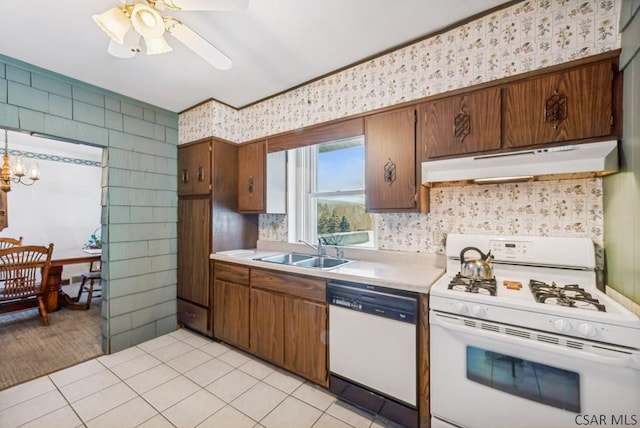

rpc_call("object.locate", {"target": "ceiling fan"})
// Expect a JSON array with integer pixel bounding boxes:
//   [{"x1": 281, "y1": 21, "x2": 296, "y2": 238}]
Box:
[{"x1": 92, "y1": 0, "x2": 249, "y2": 70}]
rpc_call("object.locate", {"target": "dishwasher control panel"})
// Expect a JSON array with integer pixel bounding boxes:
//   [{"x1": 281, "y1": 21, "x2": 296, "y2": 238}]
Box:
[
  {"x1": 327, "y1": 280, "x2": 418, "y2": 324},
  {"x1": 330, "y1": 296, "x2": 363, "y2": 311}
]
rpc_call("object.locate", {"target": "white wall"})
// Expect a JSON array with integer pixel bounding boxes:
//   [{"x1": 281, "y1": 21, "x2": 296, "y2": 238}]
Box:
[{"x1": 0, "y1": 131, "x2": 102, "y2": 278}]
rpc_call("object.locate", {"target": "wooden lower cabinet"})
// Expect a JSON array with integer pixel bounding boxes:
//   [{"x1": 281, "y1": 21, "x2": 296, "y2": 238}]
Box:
[
  {"x1": 213, "y1": 278, "x2": 250, "y2": 350},
  {"x1": 212, "y1": 264, "x2": 328, "y2": 386},
  {"x1": 249, "y1": 288, "x2": 328, "y2": 386},
  {"x1": 249, "y1": 268, "x2": 328, "y2": 386},
  {"x1": 250, "y1": 288, "x2": 284, "y2": 366},
  {"x1": 283, "y1": 296, "x2": 327, "y2": 385},
  {"x1": 177, "y1": 299, "x2": 209, "y2": 336}
]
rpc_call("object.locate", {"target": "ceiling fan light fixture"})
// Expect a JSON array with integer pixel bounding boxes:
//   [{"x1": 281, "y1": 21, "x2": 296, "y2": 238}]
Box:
[
  {"x1": 144, "y1": 36, "x2": 173, "y2": 55},
  {"x1": 131, "y1": 3, "x2": 165, "y2": 38},
  {"x1": 92, "y1": 7, "x2": 131, "y2": 44},
  {"x1": 107, "y1": 30, "x2": 139, "y2": 58}
]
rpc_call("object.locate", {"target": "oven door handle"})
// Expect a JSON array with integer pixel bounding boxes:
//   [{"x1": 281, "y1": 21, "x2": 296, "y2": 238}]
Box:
[{"x1": 431, "y1": 312, "x2": 640, "y2": 370}]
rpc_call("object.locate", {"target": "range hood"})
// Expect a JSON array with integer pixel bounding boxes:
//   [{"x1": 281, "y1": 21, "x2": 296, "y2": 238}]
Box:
[{"x1": 421, "y1": 140, "x2": 618, "y2": 184}]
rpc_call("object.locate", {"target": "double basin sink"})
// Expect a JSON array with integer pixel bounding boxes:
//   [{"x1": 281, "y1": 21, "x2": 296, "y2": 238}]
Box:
[{"x1": 253, "y1": 252, "x2": 354, "y2": 270}]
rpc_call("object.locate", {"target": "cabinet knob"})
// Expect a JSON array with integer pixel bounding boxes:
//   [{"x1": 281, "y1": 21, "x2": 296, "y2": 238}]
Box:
[
  {"x1": 182, "y1": 169, "x2": 189, "y2": 183},
  {"x1": 248, "y1": 176, "x2": 254, "y2": 193}
]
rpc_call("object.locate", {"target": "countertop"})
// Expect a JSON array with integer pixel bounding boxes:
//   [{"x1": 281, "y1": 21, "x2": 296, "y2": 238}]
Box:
[{"x1": 210, "y1": 241, "x2": 445, "y2": 294}]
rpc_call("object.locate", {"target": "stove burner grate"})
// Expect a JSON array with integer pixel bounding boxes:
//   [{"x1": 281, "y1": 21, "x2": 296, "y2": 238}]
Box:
[
  {"x1": 529, "y1": 280, "x2": 606, "y2": 312},
  {"x1": 448, "y1": 274, "x2": 497, "y2": 296}
]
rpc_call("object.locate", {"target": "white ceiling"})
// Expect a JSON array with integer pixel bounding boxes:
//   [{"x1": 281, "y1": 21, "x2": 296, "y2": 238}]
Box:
[{"x1": 0, "y1": 0, "x2": 507, "y2": 113}]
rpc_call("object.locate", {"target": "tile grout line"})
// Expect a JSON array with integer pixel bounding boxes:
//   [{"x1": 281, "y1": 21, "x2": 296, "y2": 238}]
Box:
[{"x1": 7, "y1": 328, "x2": 376, "y2": 428}]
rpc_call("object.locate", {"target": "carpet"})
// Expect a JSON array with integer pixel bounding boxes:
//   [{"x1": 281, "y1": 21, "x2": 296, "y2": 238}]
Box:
[{"x1": 0, "y1": 284, "x2": 103, "y2": 390}]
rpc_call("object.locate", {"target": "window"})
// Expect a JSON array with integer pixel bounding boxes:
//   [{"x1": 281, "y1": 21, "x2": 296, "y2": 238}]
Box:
[{"x1": 293, "y1": 136, "x2": 374, "y2": 248}]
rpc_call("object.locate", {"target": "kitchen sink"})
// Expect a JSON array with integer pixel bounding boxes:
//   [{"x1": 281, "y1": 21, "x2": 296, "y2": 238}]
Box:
[
  {"x1": 255, "y1": 253, "x2": 315, "y2": 264},
  {"x1": 294, "y1": 256, "x2": 351, "y2": 269},
  {"x1": 253, "y1": 253, "x2": 354, "y2": 270}
]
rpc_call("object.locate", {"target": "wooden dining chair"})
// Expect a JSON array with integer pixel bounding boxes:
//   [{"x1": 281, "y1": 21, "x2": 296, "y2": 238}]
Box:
[
  {"x1": 0, "y1": 243, "x2": 54, "y2": 325},
  {"x1": 0, "y1": 236, "x2": 23, "y2": 249},
  {"x1": 76, "y1": 260, "x2": 102, "y2": 309}
]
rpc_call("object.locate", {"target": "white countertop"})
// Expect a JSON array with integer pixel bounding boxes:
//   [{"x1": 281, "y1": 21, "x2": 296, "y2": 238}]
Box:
[{"x1": 210, "y1": 241, "x2": 445, "y2": 294}]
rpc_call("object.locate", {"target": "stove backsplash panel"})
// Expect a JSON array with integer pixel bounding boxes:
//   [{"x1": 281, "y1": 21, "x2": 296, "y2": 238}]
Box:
[{"x1": 258, "y1": 177, "x2": 604, "y2": 267}]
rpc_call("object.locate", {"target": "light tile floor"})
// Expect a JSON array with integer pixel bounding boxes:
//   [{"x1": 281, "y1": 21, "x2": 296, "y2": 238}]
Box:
[{"x1": 0, "y1": 328, "x2": 404, "y2": 428}]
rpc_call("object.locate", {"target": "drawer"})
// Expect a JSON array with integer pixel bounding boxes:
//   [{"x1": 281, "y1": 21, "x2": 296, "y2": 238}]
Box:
[
  {"x1": 177, "y1": 299, "x2": 210, "y2": 335},
  {"x1": 214, "y1": 261, "x2": 250, "y2": 285},
  {"x1": 251, "y1": 268, "x2": 326, "y2": 302}
]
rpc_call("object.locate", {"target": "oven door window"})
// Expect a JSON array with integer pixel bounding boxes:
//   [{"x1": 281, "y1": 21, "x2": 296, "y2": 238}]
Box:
[{"x1": 466, "y1": 346, "x2": 580, "y2": 413}]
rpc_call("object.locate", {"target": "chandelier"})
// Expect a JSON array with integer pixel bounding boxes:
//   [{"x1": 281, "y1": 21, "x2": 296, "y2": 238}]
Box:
[{"x1": 1, "y1": 130, "x2": 40, "y2": 192}]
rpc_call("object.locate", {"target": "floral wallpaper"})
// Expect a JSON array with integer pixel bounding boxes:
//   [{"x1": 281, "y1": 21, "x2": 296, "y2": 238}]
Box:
[
  {"x1": 180, "y1": 0, "x2": 621, "y2": 255},
  {"x1": 259, "y1": 177, "x2": 605, "y2": 252},
  {"x1": 379, "y1": 177, "x2": 604, "y2": 250},
  {"x1": 180, "y1": 0, "x2": 620, "y2": 144}
]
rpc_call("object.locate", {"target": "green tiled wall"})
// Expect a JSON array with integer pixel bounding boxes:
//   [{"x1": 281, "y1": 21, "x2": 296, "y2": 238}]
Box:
[
  {"x1": 604, "y1": 4, "x2": 640, "y2": 305},
  {"x1": 0, "y1": 54, "x2": 179, "y2": 353}
]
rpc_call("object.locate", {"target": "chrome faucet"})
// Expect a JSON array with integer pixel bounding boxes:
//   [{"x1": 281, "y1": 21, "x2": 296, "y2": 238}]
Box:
[{"x1": 298, "y1": 239, "x2": 326, "y2": 256}]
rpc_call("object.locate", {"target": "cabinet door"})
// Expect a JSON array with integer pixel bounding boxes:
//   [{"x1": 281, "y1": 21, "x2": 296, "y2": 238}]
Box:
[
  {"x1": 177, "y1": 197, "x2": 210, "y2": 306},
  {"x1": 213, "y1": 279, "x2": 250, "y2": 349},
  {"x1": 238, "y1": 140, "x2": 266, "y2": 213},
  {"x1": 365, "y1": 107, "x2": 417, "y2": 212},
  {"x1": 421, "y1": 87, "x2": 501, "y2": 159},
  {"x1": 503, "y1": 62, "x2": 613, "y2": 148},
  {"x1": 250, "y1": 288, "x2": 284, "y2": 366},
  {"x1": 284, "y1": 297, "x2": 328, "y2": 386},
  {"x1": 178, "y1": 141, "x2": 211, "y2": 196}
]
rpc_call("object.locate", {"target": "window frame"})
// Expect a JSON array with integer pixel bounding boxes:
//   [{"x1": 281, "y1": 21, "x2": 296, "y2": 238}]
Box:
[{"x1": 292, "y1": 136, "x2": 375, "y2": 249}]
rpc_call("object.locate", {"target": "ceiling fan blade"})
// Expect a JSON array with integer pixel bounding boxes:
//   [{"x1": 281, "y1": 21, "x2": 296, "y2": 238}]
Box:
[
  {"x1": 162, "y1": 0, "x2": 249, "y2": 11},
  {"x1": 167, "y1": 21, "x2": 232, "y2": 70}
]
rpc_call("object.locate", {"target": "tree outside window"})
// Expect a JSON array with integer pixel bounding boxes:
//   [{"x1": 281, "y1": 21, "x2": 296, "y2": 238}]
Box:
[{"x1": 305, "y1": 136, "x2": 374, "y2": 247}]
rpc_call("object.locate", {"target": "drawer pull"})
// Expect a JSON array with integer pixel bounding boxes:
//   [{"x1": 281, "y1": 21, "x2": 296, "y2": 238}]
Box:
[{"x1": 184, "y1": 311, "x2": 196, "y2": 319}]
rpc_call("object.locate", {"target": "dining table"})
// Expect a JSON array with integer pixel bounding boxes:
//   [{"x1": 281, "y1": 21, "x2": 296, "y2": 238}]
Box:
[{"x1": 44, "y1": 249, "x2": 101, "y2": 312}]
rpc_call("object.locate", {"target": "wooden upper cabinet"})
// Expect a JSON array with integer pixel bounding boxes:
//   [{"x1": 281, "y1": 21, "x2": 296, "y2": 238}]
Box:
[
  {"x1": 503, "y1": 61, "x2": 613, "y2": 148},
  {"x1": 238, "y1": 140, "x2": 266, "y2": 213},
  {"x1": 178, "y1": 140, "x2": 211, "y2": 196},
  {"x1": 421, "y1": 87, "x2": 501, "y2": 159},
  {"x1": 365, "y1": 106, "x2": 417, "y2": 212}
]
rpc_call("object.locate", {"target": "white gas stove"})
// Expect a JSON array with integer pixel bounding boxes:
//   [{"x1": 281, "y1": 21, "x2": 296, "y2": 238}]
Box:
[{"x1": 429, "y1": 234, "x2": 640, "y2": 428}]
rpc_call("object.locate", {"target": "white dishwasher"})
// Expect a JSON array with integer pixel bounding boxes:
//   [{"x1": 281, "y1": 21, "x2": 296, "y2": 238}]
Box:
[{"x1": 328, "y1": 280, "x2": 418, "y2": 428}]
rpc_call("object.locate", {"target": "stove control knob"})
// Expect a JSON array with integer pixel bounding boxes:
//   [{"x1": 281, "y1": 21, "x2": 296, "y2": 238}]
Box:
[
  {"x1": 553, "y1": 319, "x2": 571, "y2": 333},
  {"x1": 578, "y1": 323, "x2": 597, "y2": 338},
  {"x1": 471, "y1": 305, "x2": 486, "y2": 317},
  {"x1": 454, "y1": 302, "x2": 468, "y2": 314}
]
